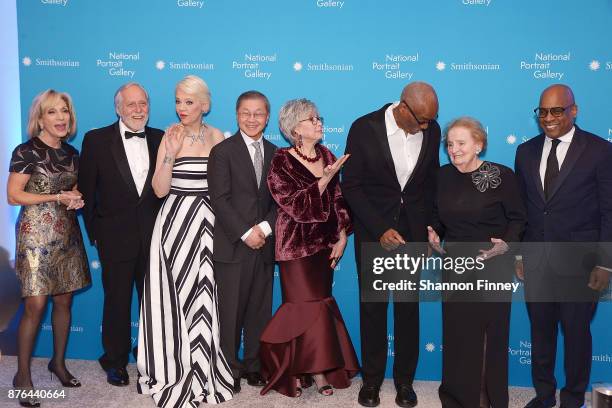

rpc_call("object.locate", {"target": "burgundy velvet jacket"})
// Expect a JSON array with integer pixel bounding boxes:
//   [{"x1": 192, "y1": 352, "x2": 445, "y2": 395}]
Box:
[{"x1": 267, "y1": 146, "x2": 352, "y2": 261}]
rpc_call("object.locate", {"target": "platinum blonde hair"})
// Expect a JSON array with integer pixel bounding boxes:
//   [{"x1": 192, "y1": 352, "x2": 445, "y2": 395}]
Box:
[{"x1": 176, "y1": 75, "x2": 211, "y2": 110}]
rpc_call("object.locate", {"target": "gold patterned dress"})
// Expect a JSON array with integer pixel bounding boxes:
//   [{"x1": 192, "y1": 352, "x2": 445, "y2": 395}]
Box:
[{"x1": 10, "y1": 137, "x2": 91, "y2": 297}]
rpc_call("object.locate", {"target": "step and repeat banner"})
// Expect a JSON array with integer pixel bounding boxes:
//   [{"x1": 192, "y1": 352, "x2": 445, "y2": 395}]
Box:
[{"x1": 9, "y1": 0, "x2": 612, "y2": 387}]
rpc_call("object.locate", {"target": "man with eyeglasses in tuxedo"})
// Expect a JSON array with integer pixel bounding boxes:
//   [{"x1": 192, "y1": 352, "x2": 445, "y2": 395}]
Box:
[{"x1": 514, "y1": 84, "x2": 612, "y2": 408}]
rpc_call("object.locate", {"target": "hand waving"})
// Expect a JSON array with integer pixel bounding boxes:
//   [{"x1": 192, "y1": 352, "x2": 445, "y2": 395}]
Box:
[
  {"x1": 164, "y1": 124, "x2": 186, "y2": 158},
  {"x1": 321, "y1": 154, "x2": 350, "y2": 183},
  {"x1": 318, "y1": 154, "x2": 350, "y2": 194}
]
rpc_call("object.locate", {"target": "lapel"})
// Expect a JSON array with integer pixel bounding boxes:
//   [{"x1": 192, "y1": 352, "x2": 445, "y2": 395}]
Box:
[
  {"x1": 404, "y1": 126, "x2": 430, "y2": 190},
  {"x1": 233, "y1": 132, "x2": 259, "y2": 191},
  {"x1": 110, "y1": 122, "x2": 139, "y2": 197},
  {"x1": 138, "y1": 126, "x2": 157, "y2": 202},
  {"x1": 369, "y1": 104, "x2": 401, "y2": 190},
  {"x1": 531, "y1": 135, "x2": 546, "y2": 203},
  {"x1": 546, "y1": 127, "x2": 587, "y2": 202}
]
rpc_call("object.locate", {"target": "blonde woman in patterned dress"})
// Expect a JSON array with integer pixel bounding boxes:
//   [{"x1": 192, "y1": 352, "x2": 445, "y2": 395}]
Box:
[{"x1": 7, "y1": 90, "x2": 91, "y2": 407}]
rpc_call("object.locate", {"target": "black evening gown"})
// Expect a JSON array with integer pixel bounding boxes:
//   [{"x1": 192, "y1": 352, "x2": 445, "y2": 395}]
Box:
[{"x1": 431, "y1": 162, "x2": 526, "y2": 408}]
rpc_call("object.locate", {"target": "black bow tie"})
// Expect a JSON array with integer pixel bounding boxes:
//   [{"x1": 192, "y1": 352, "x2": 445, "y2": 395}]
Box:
[{"x1": 124, "y1": 131, "x2": 145, "y2": 139}]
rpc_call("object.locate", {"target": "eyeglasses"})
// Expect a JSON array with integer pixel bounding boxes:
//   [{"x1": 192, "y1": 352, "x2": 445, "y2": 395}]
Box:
[
  {"x1": 299, "y1": 116, "x2": 324, "y2": 125},
  {"x1": 533, "y1": 105, "x2": 574, "y2": 118},
  {"x1": 239, "y1": 111, "x2": 268, "y2": 120},
  {"x1": 401, "y1": 100, "x2": 431, "y2": 126}
]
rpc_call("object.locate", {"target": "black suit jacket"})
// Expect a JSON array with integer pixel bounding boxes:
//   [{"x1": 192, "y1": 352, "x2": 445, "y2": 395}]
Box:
[
  {"x1": 514, "y1": 125, "x2": 612, "y2": 276},
  {"x1": 78, "y1": 121, "x2": 164, "y2": 262},
  {"x1": 208, "y1": 132, "x2": 277, "y2": 263},
  {"x1": 341, "y1": 104, "x2": 441, "y2": 245}
]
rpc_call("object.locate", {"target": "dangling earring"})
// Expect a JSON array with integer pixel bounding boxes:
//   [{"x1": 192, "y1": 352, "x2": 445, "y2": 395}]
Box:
[{"x1": 296, "y1": 133, "x2": 303, "y2": 148}]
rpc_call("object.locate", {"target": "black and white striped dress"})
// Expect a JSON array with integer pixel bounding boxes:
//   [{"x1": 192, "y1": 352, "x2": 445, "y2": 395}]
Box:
[{"x1": 137, "y1": 157, "x2": 234, "y2": 407}]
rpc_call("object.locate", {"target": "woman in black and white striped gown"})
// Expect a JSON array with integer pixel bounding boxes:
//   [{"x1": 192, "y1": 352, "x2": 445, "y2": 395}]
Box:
[{"x1": 137, "y1": 75, "x2": 234, "y2": 407}]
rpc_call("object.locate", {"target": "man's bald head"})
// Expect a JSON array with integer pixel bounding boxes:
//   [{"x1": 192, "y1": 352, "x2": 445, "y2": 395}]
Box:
[
  {"x1": 393, "y1": 81, "x2": 439, "y2": 134},
  {"x1": 540, "y1": 84, "x2": 575, "y2": 106},
  {"x1": 538, "y1": 84, "x2": 577, "y2": 139},
  {"x1": 402, "y1": 82, "x2": 439, "y2": 113}
]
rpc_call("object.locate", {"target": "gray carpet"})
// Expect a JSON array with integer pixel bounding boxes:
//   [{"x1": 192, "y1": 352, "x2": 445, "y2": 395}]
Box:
[{"x1": 0, "y1": 356, "x2": 583, "y2": 407}]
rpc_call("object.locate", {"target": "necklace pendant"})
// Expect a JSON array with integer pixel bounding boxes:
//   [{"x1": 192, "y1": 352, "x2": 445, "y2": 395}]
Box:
[{"x1": 187, "y1": 125, "x2": 207, "y2": 146}]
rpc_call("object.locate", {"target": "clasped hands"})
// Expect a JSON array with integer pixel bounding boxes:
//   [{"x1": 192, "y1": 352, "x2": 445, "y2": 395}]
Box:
[
  {"x1": 59, "y1": 190, "x2": 84, "y2": 210},
  {"x1": 244, "y1": 225, "x2": 266, "y2": 250},
  {"x1": 426, "y1": 225, "x2": 509, "y2": 260}
]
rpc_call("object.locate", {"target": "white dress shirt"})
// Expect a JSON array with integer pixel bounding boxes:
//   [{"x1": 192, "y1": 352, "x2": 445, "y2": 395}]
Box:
[
  {"x1": 239, "y1": 131, "x2": 272, "y2": 241},
  {"x1": 538, "y1": 126, "x2": 574, "y2": 189},
  {"x1": 385, "y1": 102, "x2": 423, "y2": 189},
  {"x1": 119, "y1": 120, "x2": 149, "y2": 196}
]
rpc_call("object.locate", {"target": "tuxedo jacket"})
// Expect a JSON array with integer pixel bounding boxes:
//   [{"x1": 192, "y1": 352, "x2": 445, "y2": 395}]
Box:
[
  {"x1": 341, "y1": 103, "x2": 441, "y2": 246},
  {"x1": 208, "y1": 132, "x2": 277, "y2": 263},
  {"x1": 514, "y1": 125, "x2": 612, "y2": 276},
  {"x1": 78, "y1": 121, "x2": 163, "y2": 263}
]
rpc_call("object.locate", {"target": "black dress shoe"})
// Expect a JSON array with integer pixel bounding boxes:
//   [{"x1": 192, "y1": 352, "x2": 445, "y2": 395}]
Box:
[
  {"x1": 106, "y1": 367, "x2": 129, "y2": 386},
  {"x1": 358, "y1": 385, "x2": 381, "y2": 407},
  {"x1": 524, "y1": 396, "x2": 556, "y2": 408},
  {"x1": 243, "y1": 372, "x2": 266, "y2": 387},
  {"x1": 233, "y1": 377, "x2": 241, "y2": 394},
  {"x1": 395, "y1": 384, "x2": 418, "y2": 407}
]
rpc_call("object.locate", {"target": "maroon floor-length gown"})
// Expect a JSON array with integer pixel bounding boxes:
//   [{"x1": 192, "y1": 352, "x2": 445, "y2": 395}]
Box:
[{"x1": 259, "y1": 145, "x2": 359, "y2": 397}]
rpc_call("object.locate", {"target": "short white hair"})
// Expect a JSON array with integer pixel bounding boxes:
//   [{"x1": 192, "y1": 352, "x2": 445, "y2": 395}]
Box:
[
  {"x1": 278, "y1": 98, "x2": 318, "y2": 145},
  {"x1": 114, "y1": 82, "x2": 149, "y2": 108}
]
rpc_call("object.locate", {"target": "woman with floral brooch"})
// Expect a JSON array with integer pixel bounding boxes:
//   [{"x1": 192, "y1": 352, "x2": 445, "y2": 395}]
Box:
[{"x1": 427, "y1": 117, "x2": 526, "y2": 408}]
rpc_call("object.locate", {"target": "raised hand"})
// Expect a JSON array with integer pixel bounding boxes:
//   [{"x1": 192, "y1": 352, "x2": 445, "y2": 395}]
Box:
[
  {"x1": 164, "y1": 124, "x2": 186, "y2": 158},
  {"x1": 321, "y1": 154, "x2": 350, "y2": 183},
  {"x1": 318, "y1": 154, "x2": 350, "y2": 194}
]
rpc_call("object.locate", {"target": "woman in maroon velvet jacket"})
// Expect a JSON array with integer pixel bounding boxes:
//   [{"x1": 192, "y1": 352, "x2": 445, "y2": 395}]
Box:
[{"x1": 259, "y1": 99, "x2": 359, "y2": 398}]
